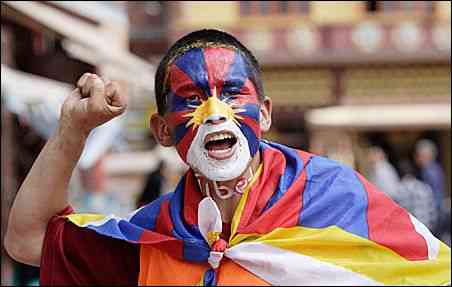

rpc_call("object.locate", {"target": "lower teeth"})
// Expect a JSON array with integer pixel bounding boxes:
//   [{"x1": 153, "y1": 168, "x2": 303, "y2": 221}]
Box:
[{"x1": 212, "y1": 148, "x2": 231, "y2": 153}]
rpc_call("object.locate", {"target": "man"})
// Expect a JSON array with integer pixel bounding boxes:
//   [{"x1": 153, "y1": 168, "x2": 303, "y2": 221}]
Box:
[
  {"x1": 396, "y1": 159, "x2": 438, "y2": 232},
  {"x1": 137, "y1": 160, "x2": 167, "y2": 208},
  {"x1": 367, "y1": 146, "x2": 400, "y2": 201},
  {"x1": 415, "y1": 139, "x2": 447, "y2": 237},
  {"x1": 4, "y1": 29, "x2": 451, "y2": 285}
]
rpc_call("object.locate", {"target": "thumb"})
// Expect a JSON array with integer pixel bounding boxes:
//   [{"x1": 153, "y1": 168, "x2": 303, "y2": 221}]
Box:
[{"x1": 108, "y1": 105, "x2": 127, "y2": 117}]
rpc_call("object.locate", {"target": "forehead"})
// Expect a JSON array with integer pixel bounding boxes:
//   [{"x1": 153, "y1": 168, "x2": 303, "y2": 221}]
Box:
[{"x1": 167, "y1": 47, "x2": 253, "y2": 96}]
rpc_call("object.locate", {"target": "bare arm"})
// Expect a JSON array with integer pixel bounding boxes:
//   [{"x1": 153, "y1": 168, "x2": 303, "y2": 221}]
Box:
[{"x1": 4, "y1": 73, "x2": 127, "y2": 266}]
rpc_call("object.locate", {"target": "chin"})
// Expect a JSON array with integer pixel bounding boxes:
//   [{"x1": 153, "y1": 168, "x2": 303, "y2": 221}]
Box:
[{"x1": 186, "y1": 121, "x2": 253, "y2": 181}]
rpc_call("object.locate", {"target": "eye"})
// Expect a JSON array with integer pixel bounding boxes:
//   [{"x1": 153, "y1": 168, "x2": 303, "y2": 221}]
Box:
[
  {"x1": 223, "y1": 90, "x2": 240, "y2": 100},
  {"x1": 187, "y1": 94, "x2": 201, "y2": 103}
]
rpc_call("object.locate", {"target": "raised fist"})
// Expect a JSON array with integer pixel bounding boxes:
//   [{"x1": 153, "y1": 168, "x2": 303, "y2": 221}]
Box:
[{"x1": 59, "y1": 73, "x2": 128, "y2": 137}]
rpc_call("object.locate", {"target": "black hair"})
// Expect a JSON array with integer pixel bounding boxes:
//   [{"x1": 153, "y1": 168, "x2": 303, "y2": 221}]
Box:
[
  {"x1": 398, "y1": 158, "x2": 415, "y2": 177},
  {"x1": 154, "y1": 29, "x2": 264, "y2": 115}
]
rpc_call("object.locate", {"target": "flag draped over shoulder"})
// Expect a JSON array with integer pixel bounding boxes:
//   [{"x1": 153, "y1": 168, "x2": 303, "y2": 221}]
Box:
[{"x1": 66, "y1": 141, "x2": 451, "y2": 286}]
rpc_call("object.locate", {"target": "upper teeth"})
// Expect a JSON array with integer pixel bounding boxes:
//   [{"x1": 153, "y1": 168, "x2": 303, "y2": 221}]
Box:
[{"x1": 210, "y1": 133, "x2": 233, "y2": 142}]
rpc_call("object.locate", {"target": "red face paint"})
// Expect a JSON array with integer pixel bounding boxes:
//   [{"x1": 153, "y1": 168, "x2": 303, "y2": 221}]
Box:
[{"x1": 165, "y1": 47, "x2": 261, "y2": 162}]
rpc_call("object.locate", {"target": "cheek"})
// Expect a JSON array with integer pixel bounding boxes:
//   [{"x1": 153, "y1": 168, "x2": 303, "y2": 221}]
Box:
[
  {"x1": 236, "y1": 103, "x2": 261, "y2": 131},
  {"x1": 236, "y1": 79, "x2": 260, "y2": 106},
  {"x1": 175, "y1": 126, "x2": 199, "y2": 162},
  {"x1": 165, "y1": 111, "x2": 190, "y2": 129}
]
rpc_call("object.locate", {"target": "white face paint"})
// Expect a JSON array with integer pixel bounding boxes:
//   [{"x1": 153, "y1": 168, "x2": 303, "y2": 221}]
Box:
[{"x1": 187, "y1": 120, "x2": 251, "y2": 181}]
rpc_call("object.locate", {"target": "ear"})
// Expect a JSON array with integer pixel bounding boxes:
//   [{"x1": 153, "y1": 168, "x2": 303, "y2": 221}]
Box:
[
  {"x1": 150, "y1": 113, "x2": 174, "y2": 147},
  {"x1": 259, "y1": 97, "x2": 272, "y2": 132}
]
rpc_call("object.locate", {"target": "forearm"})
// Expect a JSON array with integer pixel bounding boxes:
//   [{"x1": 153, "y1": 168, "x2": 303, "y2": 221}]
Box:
[
  {"x1": 5, "y1": 127, "x2": 87, "y2": 265},
  {"x1": 4, "y1": 73, "x2": 126, "y2": 266}
]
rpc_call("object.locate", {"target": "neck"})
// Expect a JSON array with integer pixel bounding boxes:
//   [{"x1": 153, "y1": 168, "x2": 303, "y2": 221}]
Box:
[{"x1": 196, "y1": 151, "x2": 261, "y2": 223}]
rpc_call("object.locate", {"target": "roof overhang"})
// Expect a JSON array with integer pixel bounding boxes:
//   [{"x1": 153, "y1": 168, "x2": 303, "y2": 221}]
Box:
[
  {"x1": 306, "y1": 103, "x2": 451, "y2": 131},
  {"x1": 2, "y1": 1, "x2": 154, "y2": 94}
]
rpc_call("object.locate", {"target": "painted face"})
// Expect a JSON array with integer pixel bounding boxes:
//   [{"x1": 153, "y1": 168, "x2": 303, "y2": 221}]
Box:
[{"x1": 165, "y1": 47, "x2": 261, "y2": 181}]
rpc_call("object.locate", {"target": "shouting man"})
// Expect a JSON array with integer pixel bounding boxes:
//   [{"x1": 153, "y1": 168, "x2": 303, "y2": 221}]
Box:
[{"x1": 5, "y1": 29, "x2": 451, "y2": 286}]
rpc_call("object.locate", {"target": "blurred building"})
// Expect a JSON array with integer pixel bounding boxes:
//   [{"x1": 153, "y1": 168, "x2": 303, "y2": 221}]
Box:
[
  {"x1": 1, "y1": 1, "x2": 155, "y2": 285},
  {"x1": 128, "y1": 1, "x2": 450, "y2": 195},
  {"x1": 1, "y1": 1, "x2": 450, "y2": 284}
]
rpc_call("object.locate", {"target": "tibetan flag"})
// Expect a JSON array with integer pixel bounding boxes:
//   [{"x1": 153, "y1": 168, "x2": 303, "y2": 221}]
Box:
[{"x1": 66, "y1": 140, "x2": 451, "y2": 285}]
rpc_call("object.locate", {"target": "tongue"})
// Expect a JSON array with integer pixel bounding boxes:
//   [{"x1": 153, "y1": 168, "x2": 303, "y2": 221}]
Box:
[{"x1": 207, "y1": 141, "x2": 230, "y2": 151}]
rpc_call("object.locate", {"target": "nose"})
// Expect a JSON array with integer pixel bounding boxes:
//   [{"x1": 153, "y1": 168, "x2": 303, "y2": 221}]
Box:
[
  {"x1": 204, "y1": 114, "x2": 227, "y2": 125},
  {"x1": 201, "y1": 96, "x2": 229, "y2": 125}
]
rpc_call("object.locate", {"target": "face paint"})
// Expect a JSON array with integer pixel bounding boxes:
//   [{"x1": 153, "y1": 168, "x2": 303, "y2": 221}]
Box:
[{"x1": 165, "y1": 47, "x2": 261, "y2": 181}]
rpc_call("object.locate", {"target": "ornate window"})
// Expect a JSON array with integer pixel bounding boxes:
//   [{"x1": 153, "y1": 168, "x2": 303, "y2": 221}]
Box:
[
  {"x1": 240, "y1": 1, "x2": 310, "y2": 16},
  {"x1": 367, "y1": 1, "x2": 434, "y2": 14}
]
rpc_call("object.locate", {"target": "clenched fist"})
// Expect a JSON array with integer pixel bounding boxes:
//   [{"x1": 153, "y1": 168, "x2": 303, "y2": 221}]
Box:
[{"x1": 59, "y1": 73, "x2": 128, "y2": 137}]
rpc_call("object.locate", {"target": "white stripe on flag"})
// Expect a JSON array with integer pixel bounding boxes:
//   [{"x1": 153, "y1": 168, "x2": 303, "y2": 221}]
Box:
[
  {"x1": 225, "y1": 242, "x2": 382, "y2": 286},
  {"x1": 409, "y1": 214, "x2": 440, "y2": 260}
]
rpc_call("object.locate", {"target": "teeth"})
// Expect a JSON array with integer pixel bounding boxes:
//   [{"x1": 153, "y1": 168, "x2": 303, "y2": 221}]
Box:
[
  {"x1": 209, "y1": 133, "x2": 233, "y2": 142},
  {"x1": 210, "y1": 147, "x2": 232, "y2": 153}
]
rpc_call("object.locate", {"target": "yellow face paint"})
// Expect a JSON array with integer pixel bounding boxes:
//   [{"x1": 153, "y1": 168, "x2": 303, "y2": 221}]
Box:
[{"x1": 184, "y1": 87, "x2": 243, "y2": 128}]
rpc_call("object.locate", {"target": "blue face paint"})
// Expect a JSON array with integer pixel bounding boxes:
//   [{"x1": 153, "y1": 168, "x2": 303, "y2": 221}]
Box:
[{"x1": 165, "y1": 47, "x2": 262, "y2": 162}]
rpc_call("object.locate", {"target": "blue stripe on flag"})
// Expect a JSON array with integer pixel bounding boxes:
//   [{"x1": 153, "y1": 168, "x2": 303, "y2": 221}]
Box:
[
  {"x1": 129, "y1": 192, "x2": 173, "y2": 231},
  {"x1": 263, "y1": 141, "x2": 305, "y2": 211},
  {"x1": 86, "y1": 218, "x2": 143, "y2": 242},
  {"x1": 169, "y1": 175, "x2": 210, "y2": 262},
  {"x1": 299, "y1": 156, "x2": 369, "y2": 239}
]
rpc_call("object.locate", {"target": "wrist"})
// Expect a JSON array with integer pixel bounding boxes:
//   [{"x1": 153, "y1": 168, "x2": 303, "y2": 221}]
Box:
[{"x1": 56, "y1": 123, "x2": 89, "y2": 146}]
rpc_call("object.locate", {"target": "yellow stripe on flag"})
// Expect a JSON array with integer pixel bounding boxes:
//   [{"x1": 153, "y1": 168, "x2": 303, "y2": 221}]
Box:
[
  {"x1": 230, "y1": 163, "x2": 263, "y2": 242},
  {"x1": 230, "y1": 226, "x2": 451, "y2": 285},
  {"x1": 66, "y1": 213, "x2": 106, "y2": 227}
]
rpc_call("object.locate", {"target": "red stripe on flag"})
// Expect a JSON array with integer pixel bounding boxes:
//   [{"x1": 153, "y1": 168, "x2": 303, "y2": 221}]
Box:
[
  {"x1": 155, "y1": 200, "x2": 175, "y2": 237},
  {"x1": 357, "y1": 173, "x2": 429, "y2": 261},
  {"x1": 138, "y1": 230, "x2": 184, "y2": 259},
  {"x1": 238, "y1": 147, "x2": 313, "y2": 234},
  {"x1": 244, "y1": 147, "x2": 285, "y2": 226},
  {"x1": 183, "y1": 170, "x2": 203, "y2": 226},
  {"x1": 298, "y1": 150, "x2": 314, "y2": 166}
]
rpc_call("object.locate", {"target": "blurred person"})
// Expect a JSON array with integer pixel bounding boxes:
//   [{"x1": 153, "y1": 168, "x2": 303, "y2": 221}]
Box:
[
  {"x1": 4, "y1": 29, "x2": 450, "y2": 286},
  {"x1": 415, "y1": 139, "x2": 447, "y2": 237},
  {"x1": 395, "y1": 159, "x2": 437, "y2": 231},
  {"x1": 367, "y1": 146, "x2": 400, "y2": 200},
  {"x1": 136, "y1": 160, "x2": 167, "y2": 208}
]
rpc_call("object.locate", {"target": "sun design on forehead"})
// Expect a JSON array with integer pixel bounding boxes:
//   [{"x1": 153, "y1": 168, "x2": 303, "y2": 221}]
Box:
[{"x1": 183, "y1": 87, "x2": 245, "y2": 129}]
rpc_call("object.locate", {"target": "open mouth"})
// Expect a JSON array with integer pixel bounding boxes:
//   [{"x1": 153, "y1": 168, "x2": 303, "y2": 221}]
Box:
[{"x1": 204, "y1": 131, "x2": 238, "y2": 160}]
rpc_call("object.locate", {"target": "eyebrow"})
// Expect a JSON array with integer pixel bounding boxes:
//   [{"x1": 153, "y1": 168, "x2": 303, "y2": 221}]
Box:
[
  {"x1": 172, "y1": 82, "x2": 202, "y2": 94},
  {"x1": 223, "y1": 79, "x2": 245, "y2": 88}
]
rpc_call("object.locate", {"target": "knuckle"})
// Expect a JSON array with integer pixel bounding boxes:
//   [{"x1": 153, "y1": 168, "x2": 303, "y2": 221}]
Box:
[{"x1": 112, "y1": 82, "x2": 120, "y2": 90}]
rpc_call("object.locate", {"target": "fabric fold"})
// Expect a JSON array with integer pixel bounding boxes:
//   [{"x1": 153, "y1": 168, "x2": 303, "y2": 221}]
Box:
[{"x1": 65, "y1": 141, "x2": 451, "y2": 286}]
